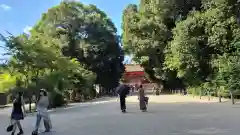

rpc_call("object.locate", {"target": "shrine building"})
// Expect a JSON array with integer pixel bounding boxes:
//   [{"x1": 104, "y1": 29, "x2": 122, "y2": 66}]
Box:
[{"x1": 123, "y1": 64, "x2": 153, "y2": 89}]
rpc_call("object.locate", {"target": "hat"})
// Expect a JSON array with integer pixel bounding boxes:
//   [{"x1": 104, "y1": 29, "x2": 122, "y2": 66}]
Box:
[
  {"x1": 39, "y1": 88, "x2": 48, "y2": 96},
  {"x1": 40, "y1": 88, "x2": 46, "y2": 92}
]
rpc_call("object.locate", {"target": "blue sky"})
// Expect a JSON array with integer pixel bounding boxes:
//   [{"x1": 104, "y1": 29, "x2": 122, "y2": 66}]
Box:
[{"x1": 0, "y1": 0, "x2": 137, "y2": 62}]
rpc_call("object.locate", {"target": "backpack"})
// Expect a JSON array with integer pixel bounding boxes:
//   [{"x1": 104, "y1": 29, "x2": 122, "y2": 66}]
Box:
[
  {"x1": 122, "y1": 85, "x2": 130, "y2": 96},
  {"x1": 117, "y1": 84, "x2": 130, "y2": 96}
]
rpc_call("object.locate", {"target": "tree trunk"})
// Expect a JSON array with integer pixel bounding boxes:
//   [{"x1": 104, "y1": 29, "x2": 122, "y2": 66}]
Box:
[
  {"x1": 218, "y1": 90, "x2": 222, "y2": 103},
  {"x1": 70, "y1": 90, "x2": 76, "y2": 101},
  {"x1": 199, "y1": 90, "x2": 202, "y2": 99},
  {"x1": 230, "y1": 92, "x2": 235, "y2": 105},
  {"x1": 207, "y1": 91, "x2": 210, "y2": 101},
  {"x1": 219, "y1": 96, "x2": 222, "y2": 103}
]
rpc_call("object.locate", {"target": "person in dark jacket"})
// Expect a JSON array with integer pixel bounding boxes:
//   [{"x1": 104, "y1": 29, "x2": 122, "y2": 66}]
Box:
[{"x1": 116, "y1": 84, "x2": 130, "y2": 113}]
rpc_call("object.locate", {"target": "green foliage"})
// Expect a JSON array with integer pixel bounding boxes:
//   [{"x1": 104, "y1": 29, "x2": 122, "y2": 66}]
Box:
[
  {"x1": 0, "y1": 72, "x2": 16, "y2": 93},
  {"x1": 49, "y1": 91, "x2": 66, "y2": 108},
  {"x1": 187, "y1": 86, "x2": 202, "y2": 96},
  {"x1": 165, "y1": 11, "x2": 209, "y2": 85},
  {"x1": 122, "y1": 0, "x2": 240, "y2": 96},
  {"x1": 122, "y1": 0, "x2": 202, "y2": 89},
  {"x1": 33, "y1": 1, "x2": 124, "y2": 90},
  {"x1": 0, "y1": 1, "x2": 124, "y2": 106},
  {"x1": 215, "y1": 45, "x2": 240, "y2": 95}
]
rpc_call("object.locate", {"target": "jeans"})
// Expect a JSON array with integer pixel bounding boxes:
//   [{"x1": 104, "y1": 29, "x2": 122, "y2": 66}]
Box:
[{"x1": 34, "y1": 113, "x2": 51, "y2": 132}]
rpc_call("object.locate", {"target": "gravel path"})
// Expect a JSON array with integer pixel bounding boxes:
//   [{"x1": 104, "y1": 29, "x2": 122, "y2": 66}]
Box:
[{"x1": 1, "y1": 95, "x2": 239, "y2": 135}]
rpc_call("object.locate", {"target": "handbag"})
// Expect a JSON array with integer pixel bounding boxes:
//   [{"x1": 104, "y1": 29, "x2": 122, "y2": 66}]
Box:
[
  {"x1": 144, "y1": 97, "x2": 149, "y2": 105},
  {"x1": 6, "y1": 119, "x2": 14, "y2": 132},
  {"x1": 6, "y1": 125, "x2": 13, "y2": 132}
]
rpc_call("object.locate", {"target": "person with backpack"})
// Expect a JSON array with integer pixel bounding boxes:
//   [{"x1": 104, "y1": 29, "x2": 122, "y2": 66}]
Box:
[{"x1": 116, "y1": 83, "x2": 130, "y2": 113}]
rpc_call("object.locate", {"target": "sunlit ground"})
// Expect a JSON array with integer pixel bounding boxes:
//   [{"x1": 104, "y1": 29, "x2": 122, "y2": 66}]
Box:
[{"x1": 0, "y1": 94, "x2": 239, "y2": 135}]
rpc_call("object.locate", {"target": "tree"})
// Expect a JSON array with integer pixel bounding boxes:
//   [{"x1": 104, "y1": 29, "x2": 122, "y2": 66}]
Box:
[
  {"x1": 164, "y1": 0, "x2": 240, "y2": 97},
  {"x1": 214, "y1": 42, "x2": 240, "y2": 104},
  {"x1": 32, "y1": 1, "x2": 124, "y2": 90},
  {"x1": 0, "y1": 71, "x2": 16, "y2": 93},
  {"x1": 122, "y1": 0, "x2": 240, "y2": 97},
  {"x1": 164, "y1": 11, "x2": 209, "y2": 86},
  {"x1": 1, "y1": 0, "x2": 125, "y2": 106},
  {"x1": 122, "y1": 0, "x2": 201, "y2": 91},
  {"x1": 1, "y1": 31, "x2": 96, "y2": 106}
]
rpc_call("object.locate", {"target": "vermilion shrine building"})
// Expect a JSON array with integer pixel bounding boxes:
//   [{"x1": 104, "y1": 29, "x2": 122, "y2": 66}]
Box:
[{"x1": 123, "y1": 64, "x2": 154, "y2": 89}]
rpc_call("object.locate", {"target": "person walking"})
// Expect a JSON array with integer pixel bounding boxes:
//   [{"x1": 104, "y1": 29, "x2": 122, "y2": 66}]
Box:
[
  {"x1": 138, "y1": 85, "x2": 147, "y2": 112},
  {"x1": 10, "y1": 92, "x2": 26, "y2": 135},
  {"x1": 152, "y1": 86, "x2": 156, "y2": 95},
  {"x1": 129, "y1": 85, "x2": 134, "y2": 96},
  {"x1": 32, "y1": 89, "x2": 51, "y2": 135},
  {"x1": 116, "y1": 84, "x2": 130, "y2": 113},
  {"x1": 134, "y1": 84, "x2": 138, "y2": 92}
]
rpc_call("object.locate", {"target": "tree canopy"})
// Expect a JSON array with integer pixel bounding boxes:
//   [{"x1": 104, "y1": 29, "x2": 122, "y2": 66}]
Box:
[
  {"x1": 33, "y1": 1, "x2": 125, "y2": 89},
  {"x1": 122, "y1": 0, "x2": 240, "y2": 97},
  {"x1": 0, "y1": 1, "x2": 125, "y2": 106}
]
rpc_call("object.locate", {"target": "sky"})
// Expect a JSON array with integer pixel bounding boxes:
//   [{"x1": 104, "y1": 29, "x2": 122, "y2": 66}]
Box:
[{"x1": 0, "y1": 0, "x2": 138, "y2": 63}]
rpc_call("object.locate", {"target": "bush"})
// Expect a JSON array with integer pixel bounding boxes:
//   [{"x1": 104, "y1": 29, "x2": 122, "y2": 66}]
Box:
[
  {"x1": 86, "y1": 88, "x2": 96, "y2": 99},
  {"x1": 80, "y1": 87, "x2": 96, "y2": 100},
  {"x1": 49, "y1": 92, "x2": 66, "y2": 108}
]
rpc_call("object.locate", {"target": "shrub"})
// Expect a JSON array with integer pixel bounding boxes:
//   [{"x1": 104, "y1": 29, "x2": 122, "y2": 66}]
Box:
[{"x1": 49, "y1": 91, "x2": 65, "y2": 108}]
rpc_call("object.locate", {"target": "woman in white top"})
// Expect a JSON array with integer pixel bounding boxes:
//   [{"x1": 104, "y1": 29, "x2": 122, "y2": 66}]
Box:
[{"x1": 32, "y1": 89, "x2": 51, "y2": 135}]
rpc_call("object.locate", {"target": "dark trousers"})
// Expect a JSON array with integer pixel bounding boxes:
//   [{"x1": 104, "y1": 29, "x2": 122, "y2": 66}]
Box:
[{"x1": 120, "y1": 96, "x2": 126, "y2": 111}]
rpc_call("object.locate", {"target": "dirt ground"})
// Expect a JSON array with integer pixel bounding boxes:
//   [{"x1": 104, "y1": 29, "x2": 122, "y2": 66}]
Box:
[{"x1": 126, "y1": 94, "x2": 229, "y2": 103}]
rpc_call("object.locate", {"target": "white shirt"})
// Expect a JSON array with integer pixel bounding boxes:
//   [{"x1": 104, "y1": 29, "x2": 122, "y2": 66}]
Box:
[{"x1": 36, "y1": 96, "x2": 49, "y2": 118}]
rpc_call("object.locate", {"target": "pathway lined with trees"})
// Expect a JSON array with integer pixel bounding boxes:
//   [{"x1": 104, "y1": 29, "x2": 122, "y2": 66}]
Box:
[
  {"x1": 1, "y1": 0, "x2": 240, "y2": 134},
  {"x1": 1, "y1": 0, "x2": 240, "y2": 107}
]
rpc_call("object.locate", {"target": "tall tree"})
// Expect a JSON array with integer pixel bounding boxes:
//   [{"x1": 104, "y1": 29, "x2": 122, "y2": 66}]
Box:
[
  {"x1": 164, "y1": 0, "x2": 240, "y2": 96},
  {"x1": 33, "y1": 1, "x2": 124, "y2": 89},
  {"x1": 122, "y1": 0, "x2": 201, "y2": 90}
]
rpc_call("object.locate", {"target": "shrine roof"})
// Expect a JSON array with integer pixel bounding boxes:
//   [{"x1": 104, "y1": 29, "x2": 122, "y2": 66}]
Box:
[{"x1": 125, "y1": 64, "x2": 144, "y2": 72}]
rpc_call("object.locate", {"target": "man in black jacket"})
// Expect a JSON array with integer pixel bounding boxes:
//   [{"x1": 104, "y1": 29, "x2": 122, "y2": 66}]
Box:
[{"x1": 116, "y1": 84, "x2": 130, "y2": 113}]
